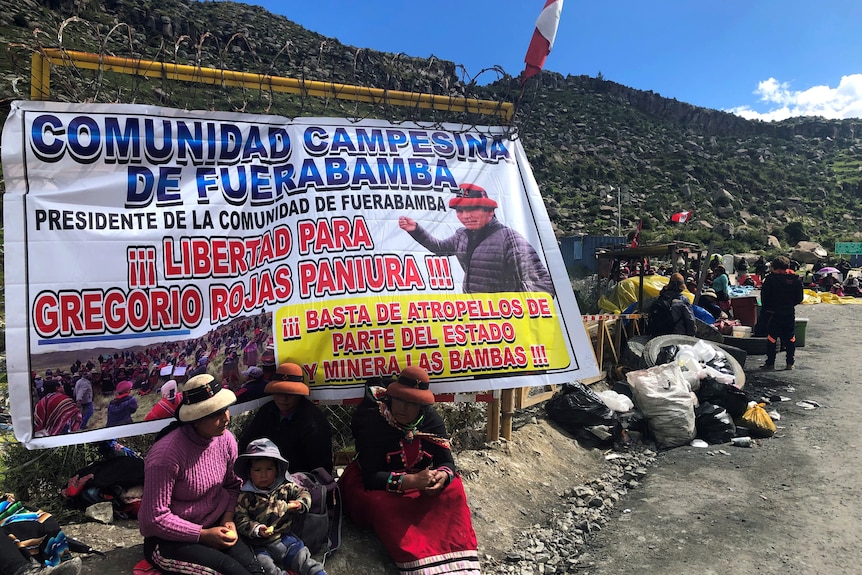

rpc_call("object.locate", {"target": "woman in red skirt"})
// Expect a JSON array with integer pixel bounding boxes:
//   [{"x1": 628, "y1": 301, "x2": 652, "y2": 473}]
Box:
[{"x1": 339, "y1": 367, "x2": 480, "y2": 574}]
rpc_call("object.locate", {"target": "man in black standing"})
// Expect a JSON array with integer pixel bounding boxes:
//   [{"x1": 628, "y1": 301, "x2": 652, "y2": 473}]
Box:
[{"x1": 759, "y1": 256, "x2": 804, "y2": 370}]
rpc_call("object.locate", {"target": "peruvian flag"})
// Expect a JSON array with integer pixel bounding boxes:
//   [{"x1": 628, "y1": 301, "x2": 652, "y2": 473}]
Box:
[
  {"x1": 522, "y1": 0, "x2": 564, "y2": 81},
  {"x1": 630, "y1": 219, "x2": 642, "y2": 247},
  {"x1": 671, "y1": 211, "x2": 692, "y2": 223}
]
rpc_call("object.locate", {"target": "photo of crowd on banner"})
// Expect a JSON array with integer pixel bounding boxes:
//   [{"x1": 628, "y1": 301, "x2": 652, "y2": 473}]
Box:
[{"x1": 29, "y1": 312, "x2": 275, "y2": 437}]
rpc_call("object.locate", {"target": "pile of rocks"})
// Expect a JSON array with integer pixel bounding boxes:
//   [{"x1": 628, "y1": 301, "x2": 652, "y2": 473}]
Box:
[{"x1": 483, "y1": 448, "x2": 656, "y2": 574}]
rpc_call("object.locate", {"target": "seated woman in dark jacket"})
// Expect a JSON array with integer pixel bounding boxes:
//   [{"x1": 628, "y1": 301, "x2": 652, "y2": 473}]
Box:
[
  {"x1": 338, "y1": 367, "x2": 480, "y2": 575},
  {"x1": 238, "y1": 363, "x2": 333, "y2": 474},
  {"x1": 697, "y1": 288, "x2": 725, "y2": 321}
]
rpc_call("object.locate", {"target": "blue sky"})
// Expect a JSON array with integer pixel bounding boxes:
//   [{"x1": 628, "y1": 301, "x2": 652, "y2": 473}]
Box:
[{"x1": 238, "y1": 0, "x2": 862, "y2": 121}]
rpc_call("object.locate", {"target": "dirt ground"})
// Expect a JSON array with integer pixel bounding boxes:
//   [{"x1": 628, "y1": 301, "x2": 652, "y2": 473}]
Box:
[{"x1": 64, "y1": 302, "x2": 857, "y2": 574}]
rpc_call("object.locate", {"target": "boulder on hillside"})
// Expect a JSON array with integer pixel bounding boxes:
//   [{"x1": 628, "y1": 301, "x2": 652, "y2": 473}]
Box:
[
  {"x1": 715, "y1": 221, "x2": 734, "y2": 238},
  {"x1": 791, "y1": 241, "x2": 828, "y2": 264},
  {"x1": 717, "y1": 206, "x2": 735, "y2": 218}
]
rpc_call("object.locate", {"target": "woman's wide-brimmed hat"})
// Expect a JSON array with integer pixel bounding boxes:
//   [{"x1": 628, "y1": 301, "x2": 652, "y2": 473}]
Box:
[
  {"x1": 387, "y1": 366, "x2": 435, "y2": 405},
  {"x1": 177, "y1": 374, "x2": 236, "y2": 422},
  {"x1": 264, "y1": 362, "x2": 310, "y2": 396},
  {"x1": 701, "y1": 288, "x2": 718, "y2": 298},
  {"x1": 234, "y1": 438, "x2": 289, "y2": 480}
]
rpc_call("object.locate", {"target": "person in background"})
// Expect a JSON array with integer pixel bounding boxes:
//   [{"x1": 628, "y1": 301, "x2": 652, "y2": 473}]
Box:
[
  {"x1": 32, "y1": 372, "x2": 44, "y2": 401},
  {"x1": 339, "y1": 367, "x2": 481, "y2": 575},
  {"x1": 243, "y1": 341, "x2": 259, "y2": 369},
  {"x1": 697, "y1": 288, "x2": 725, "y2": 321},
  {"x1": 808, "y1": 272, "x2": 821, "y2": 290},
  {"x1": 223, "y1": 349, "x2": 241, "y2": 391},
  {"x1": 709, "y1": 254, "x2": 721, "y2": 272},
  {"x1": 73, "y1": 371, "x2": 94, "y2": 430},
  {"x1": 106, "y1": 380, "x2": 138, "y2": 427},
  {"x1": 239, "y1": 363, "x2": 333, "y2": 474},
  {"x1": 648, "y1": 273, "x2": 696, "y2": 337},
  {"x1": 711, "y1": 265, "x2": 733, "y2": 317},
  {"x1": 139, "y1": 374, "x2": 265, "y2": 575},
  {"x1": 233, "y1": 439, "x2": 327, "y2": 575},
  {"x1": 235, "y1": 366, "x2": 268, "y2": 403},
  {"x1": 33, "y1": 379, "x2": 82, "y2": 437},
  {"x1": 685, "y1": 276, "x2": 698, "y2": 295},
  {"x1": 818, "y1": 273, "x2": 839, "y2": 292},
  {"x1": 690, "y1": 257, "x2": 701, "y2": 278},
  {"x1": 758, "y1": 256, "x2": 804, "y2": 370},
  {"x1": 675, "y1": 250, "x2": 686, "y2": 272},
  {"x1": 144, "y1": 379, "x2": 183, "y2": 421},
  {"x1": 711, "y1": 265, "x2": 730, "y2": 300},
  {"x1": 754, "y1": 255, "x2": 769, "y2": 278},
  {"x1": 843, "y1": 274, "x2": 860, "y2": 297}
]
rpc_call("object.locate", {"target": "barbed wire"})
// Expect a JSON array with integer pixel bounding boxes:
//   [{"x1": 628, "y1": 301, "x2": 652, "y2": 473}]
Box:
[{"x1": 3, "y1": 13, "x2": 532, "y2": 139}]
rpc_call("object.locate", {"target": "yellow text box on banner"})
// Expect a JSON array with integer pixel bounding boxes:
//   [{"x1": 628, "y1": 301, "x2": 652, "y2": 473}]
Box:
[{"x1": 275, "y1": 292, "x2": 568, "y2": 386}]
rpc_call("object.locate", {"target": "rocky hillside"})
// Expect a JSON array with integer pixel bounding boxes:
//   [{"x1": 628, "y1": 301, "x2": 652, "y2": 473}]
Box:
[{"x1": 2, "y1": 0, "x2": 862, "y2": 253}]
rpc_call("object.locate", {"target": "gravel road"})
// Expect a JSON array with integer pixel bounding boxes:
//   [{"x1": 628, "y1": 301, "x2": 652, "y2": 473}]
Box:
[{"x1": 580, "y1": 302, "x2": 862, "y2": 575}]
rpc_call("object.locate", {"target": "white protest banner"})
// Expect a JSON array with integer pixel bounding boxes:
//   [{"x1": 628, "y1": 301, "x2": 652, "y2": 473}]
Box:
[{"x1": 2, "y1": 101, "x2": 598, "y2": 448}]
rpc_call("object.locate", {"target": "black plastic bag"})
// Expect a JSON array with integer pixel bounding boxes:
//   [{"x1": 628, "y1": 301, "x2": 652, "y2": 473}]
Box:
[
  {"x1": 546, "y1": 382, "x2": 616, "y2": 434},
  {"x1": 655, "y1": 344, "x2": 679, "y2": 366},
  {"x1": 695, "y1": 402, "x2": 736, "y2": 444},
  {"x1": 573, "y1": 426, "x2": 615, "y2": 449},
  {"x1": 696, "y1": 377, "x2": 750, "y2": 420}
]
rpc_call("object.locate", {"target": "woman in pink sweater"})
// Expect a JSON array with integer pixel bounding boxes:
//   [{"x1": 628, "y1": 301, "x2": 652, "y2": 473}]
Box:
[{"x1": 139, "y1": 374, "x2": 264, "y2": 575}]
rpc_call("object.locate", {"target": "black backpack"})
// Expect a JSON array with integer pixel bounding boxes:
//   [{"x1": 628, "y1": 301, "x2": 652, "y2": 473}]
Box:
[
  {"x1": 289, "y1": 467, "x2": 342, "y2": 555},
  {"x1": 647, "y1": 295, "x2": 677, "y2": 336}
]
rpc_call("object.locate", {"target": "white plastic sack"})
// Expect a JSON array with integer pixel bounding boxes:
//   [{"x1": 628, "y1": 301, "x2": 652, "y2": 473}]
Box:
[
  {"x1": 597, "y1": 390, "x2": 635, "y2": 413},
  {"x1": 702, "y1": 364, "x2": 735, "y2": 385},
  {"x1": 626, "y1": 363, "x2": 696, "y2": 449}
]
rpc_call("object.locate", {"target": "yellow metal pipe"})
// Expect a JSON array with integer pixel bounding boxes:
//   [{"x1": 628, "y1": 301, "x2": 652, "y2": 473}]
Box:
[
  {"x1": 30, "y1": 52, "x2": 48, "y2": 100},
  {"x1": 38, "y1": 49, "x2": 513, "y2": 121}
]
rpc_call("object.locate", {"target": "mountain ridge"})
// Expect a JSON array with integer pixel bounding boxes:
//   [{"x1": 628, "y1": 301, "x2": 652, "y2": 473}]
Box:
[{"x1": 2, "y1": 0, "x2": 861, "y2": 253}]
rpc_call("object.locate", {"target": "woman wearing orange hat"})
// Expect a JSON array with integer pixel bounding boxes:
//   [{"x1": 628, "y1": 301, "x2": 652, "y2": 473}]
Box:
[
  {"x1": 238, "y1": 363, "x2": 333, "y2": 474},
  {"x1": 339, "y1": 366, "x2": 480, "y2": 574}
]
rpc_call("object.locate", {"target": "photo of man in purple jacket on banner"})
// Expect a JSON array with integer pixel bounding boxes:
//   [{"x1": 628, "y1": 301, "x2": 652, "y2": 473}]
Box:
[{"x1": 398, "y1": 183, "x2": 555, "y2": 296}]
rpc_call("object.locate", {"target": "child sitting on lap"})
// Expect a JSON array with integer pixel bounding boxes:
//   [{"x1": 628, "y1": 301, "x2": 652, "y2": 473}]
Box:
[{"x1": 234, "y1": 439, "x2": 327, "y2": 575}]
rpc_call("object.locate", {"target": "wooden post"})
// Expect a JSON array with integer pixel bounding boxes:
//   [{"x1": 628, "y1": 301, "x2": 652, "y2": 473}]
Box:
[
  {"x1": 613, "y1": 317, "x2": 624, "y2": 360},
  {"x1": 500, "y1": 389, "x2": 515, "y2": 440},
  {"x1": 485, "y1": 395, "x2": 501, "y2": 442},
  {"x1": 595, "y1": 318, "x2": 606, "y2": 371}
]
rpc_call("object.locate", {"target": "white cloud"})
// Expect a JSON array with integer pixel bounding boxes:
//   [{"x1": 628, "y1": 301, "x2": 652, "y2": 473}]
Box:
[{"x1": 727, "y1": 75, "x2": 862, "y2": 121}]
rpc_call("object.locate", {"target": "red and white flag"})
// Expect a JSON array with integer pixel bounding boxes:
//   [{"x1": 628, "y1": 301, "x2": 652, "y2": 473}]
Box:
[
  {"x1": 671, "y1": 211, "x2": 692, "y2": 223},
  {"x1": 522, "y1": 0, "x2": 564, "y2": 81},
  {"x1": 630, "y1": 219, "x2": 642, "y2": 247}
]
